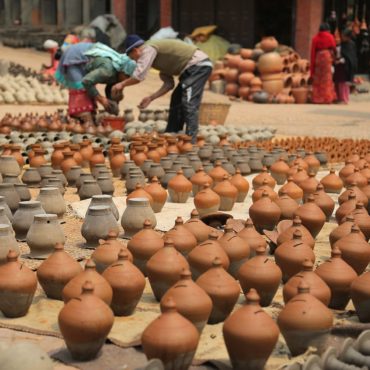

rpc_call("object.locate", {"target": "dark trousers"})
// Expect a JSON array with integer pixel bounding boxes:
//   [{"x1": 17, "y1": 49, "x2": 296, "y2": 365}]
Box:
[{"x1": 165, "y1": 64, "x2": 212, "y2": 143}]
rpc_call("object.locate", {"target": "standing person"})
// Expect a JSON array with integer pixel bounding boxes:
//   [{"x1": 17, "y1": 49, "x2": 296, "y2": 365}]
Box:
[
  {"x1": 310, "y1": 23, "x2": 337, "y2": 104},
  {"x1": 334, "y1": 29, "x2": 358, "y2": 104},
  {"x1": 55, "y1": 42, "x2": 136, "y2": 123},
  {"x1": 111, "y1": 35, "x2": 213, "y2": 143}
]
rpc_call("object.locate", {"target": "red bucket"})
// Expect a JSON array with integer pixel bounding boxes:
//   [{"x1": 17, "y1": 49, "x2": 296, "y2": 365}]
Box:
[{"x1": 102, "y1": 116, "x2": 125, "y2": 131}]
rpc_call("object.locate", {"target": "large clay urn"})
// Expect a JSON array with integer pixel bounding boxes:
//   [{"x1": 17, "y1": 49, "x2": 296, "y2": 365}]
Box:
[
  {"x1": 334, "y1": 225, "x2": 370, "y2": 275},
  {"x1": 60, "y1": 151, "x2": 78, "y2": 174},
  {"x1": 313, "y1": 184, "x2": 335, "y2": 221},
  {"x1": 316, "y1": 247, "x2": 357, "y2": 310},
  {"x1": 223, "y1": 289, "x2": 280, "y2": 370},
  {"x1": 277, "y1": 281, "x2": 333, "y2": 356},
  {"x1": 62, "y1": 259, "x2": 113, "y2": 305},
  {"x1": 168, "y1": 169, "x2": 192, "y2": 203},
  {"x1": 0, "y1": 250, "x2": 37, "y2": 318},
  {"x1": 164, "y1": 217, "x2": 198, "y2": 256},
  {"x1": 283, "y1": 259, "x2": 331, "y2": 305},
  {"x1": 350, "y1": 271, "x2": 370, "y2": 322},
  {"x1": 160, "y1": 269, "x2": 212, "y2": 333},
  {"x1": 142, "y1": 297, "x2": 200, "y2": 370},
  {"x1": 270, "y1": 158, "x2": 290, "y2": 185},
  {"x1": 146, "y1": 238, "x2": 190, "y2": 301},
  {"x1": 58, "y1": 281, "x2": 114, "y2": 361},
  {"x1": 183, "y1": 209, "x2": 212, "y2": 243},
  {"x1": 279, "y1": 176, "x2": 303, "y2": 203},
  {"x1": 249, "y1": 191, "x2": 281, "y2": 232},
  {"x1": 218, "y1": 224, "x2": 250, "y2": 278},
  {"x1": 294, "y1": 195, "x2": 326, "y2": 238},
  {"x1": 196, "y1": 257, "x2": 240, "y2": 324},
  {"x1": 238, "y1": 218, "x2": 267, "y2": 257},
  {"x1": 37, "y1": 243, "x2": 83, "y2": 300},
  {"x1": 144, "y1": 176, "x2": 167, "y2": 213},
  {"x1": 238, "y1": 246, "x2": 282, "y2": 307},
  {"x1": 275, "y1": 230, "x2": 316, "y2": 282},
  {"x1": 320, "y1": 169, "x2": 343, "y2": 193},
  {"x1": 127, "y1": 219, "x2": 164, "y2": 275},
  {"x1": 102, "y1": 249, "x2": 146, "y2": 316},
  {"x1": 188, "y1": 231, "x2": 230, "y2": 279},
  {"x1": 190, "y1": 167, "x2": 213, "y2": 195}
]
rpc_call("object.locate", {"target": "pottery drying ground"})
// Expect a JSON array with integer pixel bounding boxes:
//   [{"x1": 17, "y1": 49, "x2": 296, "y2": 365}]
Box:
[{"x1": 0, "y1": 45, "x2": 369, "y2": 369}]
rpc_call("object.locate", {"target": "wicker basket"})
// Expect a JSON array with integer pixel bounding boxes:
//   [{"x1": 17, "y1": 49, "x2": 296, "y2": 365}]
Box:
[{"x1": 198, "y1": 102, "x2": 230, "y2": 126}]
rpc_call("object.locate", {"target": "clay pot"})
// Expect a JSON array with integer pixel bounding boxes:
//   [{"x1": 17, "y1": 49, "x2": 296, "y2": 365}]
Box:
[
  {"x1": 274, "y1": 190, "x2": 299, "y2": 220},
  {"x1": 148, "y1": 163, "x2": 165, "y2": 181},
  {"x1": 262, "y1": 77, "x2": 284, "y2": 95},
  {"x1": 60, "y1": 151, "x2": 77, "y2": 174},
  {"x1": 21, "y1": 167, "x2": 41, "y2": 187},
  {"x1": 351, "y1": 271, "x2": 370, "y2": 322},
  {"x1": 127, "y1": 184, "x2": 153, "y2": 206},
  {"x1": 142, "y1": 177, "x2": 167, "y2": 213},
  {"x1": 0, "y1": 196, "x2": 13, "y2": 222},
  {"x1": 300, "y1": 172, "x2": 319, "y2": 200},
  {"x1": 294, "y1": 195, "x2": 326, "y2": 238},
  {"x1": 212, "y1": 175, "x2": 237, "y2": 211},
  {"x1": 79, "y1": 179, "x2": 103, "y2": 200},
  {"x1": 283, "y1": 259, "x2": 331, "y2": 305},
  {"x1": 58, "y1": 281, "x2": 114, "y2": 360},
  {"x1": 9, "y1": 145, "x2": 24, "y2": 167},
  {"x1": 252, "y1": 178, "x2": 278, "y2": 202},
  {"x1": 121, "y1": 198, "x2": 157, "y2": 238},
  {"x1": 316, "y1": 247, "x2": 357, "y2": 310},
  {"x1": 270, "y1": 158, "x2": 290, "y2": 185},
  {"x1": 277, "y1": 281, "x2": 333, "y2": 356},
  {"x1": 223, "y1": 289, "x2": 279, "y2": 370},
  {"x1": 320, "y1": 169, "x2": 343, "y2": 194},
  {"x1": 0, "y1": 183, "x2": 20, "y2": 213},
  {"x1": 168, "y1": 169, "x2": 192, "y2": 203},
  {"x1": 238, "y1": 219, "x2": 267, "y2": 257},
  {"x1": 238, "y1": 246, "x2": 281, "y2": 307},
  {"x1": 0, "y1": 156, "x2": 21, "y2": 176},
  {"x1": 339, "y1": 161, "x2": 355, "y2": 181},
  {"x1": 183, "y1": 209, "x2": 212, "y2": 243},
  {"x1": 37, "y1": 243, "x2": 82, "y2": 300},
  {"x1": 335, "y1": 192, "x2": 357, "y2": 223},
  {"x1": 257, "y1": 52, "x2": 283, "y2": 74},
  {"x1": 238, "y1": 72, "x2": 255, "y2": 86},
  {"x1": 12, "y1": 200, "x2": 45, "y2": 240},
  {"x1": 334, "y1": 225, "x2": 370, "y2": 274},
  {"x1": 142, "y1": 296, "x2": 199, "y2": 370},
  {"x1": 102, "y1": 249, "x2": 145, "y2": 316},
  {"x1": 188, "y1": 231, "x2": 230, "y2": 279},
  {"x1": 291, "y1": 86, "x2": 308, "y2": 104},
  {"x1": 87, "y1": 194, "x2": 119, "y2": 221},
  {"x1": 14, "y1": 184, "x2": 31, "y2": 202},
  {"x1": 238, "y1": 58, "x2": 256, "y2": 73},
  {"x1": 208, "y1": 160, "x2": 229, "y2": 185},
  {"x1": 278, "y1": 176, "x2": 303, "y2": 203},
  {"x1": 0, "y1": 224, "x2": 18, "y2": 264},
  {"x1": 292, "y1": 166, "x2": 309, "y2": 187},
  {"x1": 339, "y1": 183, "x2": 368, "y2": 207},
  {"x1": 275, "y1": 230, "x2": 316, "y2": 282},
  {"x1": 313, "y1": 184, "x2": 335, "y2": 221},
  {"x1": 26, "y1": 214, "x2": 65, "y2": 258},
  {"x1": 196, "y1": 257, "x2": 240, "y2": 324},
  {"x1": 164, "y1": 217, "x2": 198, "y2": 256},
  {"x1": 260, "y1": 36, "x2": 278, "y2": 52},
  {"x1": 194, "y1": 183, "x2": 220, "y2": 216},
  {"x1": 249, "y1": 191, "x2": 281, "y2": 232},
  {"x1": 230, "y1": 169, "x2": 249, "y2": 202},
  {"x1": 79, "y1": 140, "x2": 94, "y2": 167},
  {"x1": 277, "y1": 216, "x2": 315, "y2": 249},
  {"x1": 218, "y1": 224, "x2": 250, "y2": 278},
  {"x1": 62, "y1": 259, "x2": 113, "y2": 304},
  {"x1": 0, "y1": 250, "x2": 37, "y2": 317},
  {"x1": 329, "y1": 214, "x2": 364, "y2": 247},
  {"x1": 36, "y1": 187, "x2": 66, "y2": 218},
  {"x1": 51, "y1": 143, "x2": 66, "y2": 169},
  {"x1": 146, "y1": 238, "x2": 189, "y2": 301},
  {"x1": 91, "y1": 231, "x2": 133, "y2": 273},
  {"x1": 109, "y1": 146, "x2": 125, "y2": 177},
  {"x1": 345, "y1": 168, "x2": 368, "y2": 188},
  {"x1": 190, "y1": 167, "x2": 213, "y2": 195},
  {"x1": 161, "y1": 269, "x2": 212, "y2": 333},
  {"x1": 352, "y1": 202, "x2": 370, "y2": 240},
  {"x1": 29, "y1": 148, "x2": 47, "y2": 168},
  {"x1": 81, "y1": 205, "x2": 119, "y2": 248},
  {"x1": 89, "y1": 146, "x2": 105, "y2": 169}
]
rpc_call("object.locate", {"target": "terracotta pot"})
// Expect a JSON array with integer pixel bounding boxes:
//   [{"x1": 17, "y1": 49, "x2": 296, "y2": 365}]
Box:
[
  {"x1": 9, "y1": 145, "x2": 24, "y2": 167},
  {"x1": 91, "y1": 231, "x2": 133, "y2": 273},
  {"x1": 345, "y1": 168, "x2": 368, "y2": 188},
  {"x1": 102, "y1": 249, "x2": 145, "y2": 316},
  {"x1": 275, "y1": 230, "x2": 316, "y2": 282},
  {"x1": 291, "y1": 87, "x2": 308, "y2": 104},
  {"x1": 141, "y1": 297, "x2": 200, "y2": 370},
  {"x1": 121, "y1": 198, "x2": 157, "y2": 238},
  {"x1": 316, "y1": 247, "x2": 357, "y2": 310},
  {"x1": 279, "y1": 177, "x2": 303, "y2": 202},
  {"x1": 237, "y1": 219, "x2": 267, "y2": 257},
  {"x1": 277, "y1": 281, "x2": 333, "y2": 356},
  {"x1": 238, "y1": 245, "x2": 281, "y2": 306},
  {"x1": 188, "y1": 231, "x2": 230, "y2": 280},
  {"x1": 21, "y1": 167, "x2": 41, "y2": 187},
  {"x1": 351, "y1": 202, "x2": 370, "y2": 240},
  {"x1": 143, "y1": 176, "x2": 167, "y2": 213},
  {"x1": 89, "y1": 147, "x2": 105, "y2": 169},
  {"x1": 225, "y1": 68, "x2": 239, "y2": 83},
  {"x1": 249, "y1": 191, "x2": 281, "y2": 232},
  {"x1": 62, "y1": 259, "x2": 113, "y2": 304},
  {"x1": 260, "y1": 36, "x2": 278, "y2": 52},
  {"x1": 0, "y1": 183, "x2": 20, "y2": 213},
  {"x1": 238, "y1": 72, "x2": 255, "y2": 86},
  {"x1": 190, "y1": 167, "x2": 213, "y2": 195},
  {"x1": 109, "y1": 146, "x2": 125, "y2": 177},
  {"x1": 274, "y1": 190, "x2": 299, "y2": 220},
  {"x1": 146, "y1": 238, "x2": 189, "y2": 301},
  {"x1": 58, "y1": 281, "x2": 114, "y2": 360},
  {"x1": 294, "y1": 195, "x2": 326, "y2": 238},
  {"x1": 29, "y1": 148, "x2": 47, "y2": 168},
  {"x1": 36, "y1": 187, "x2": 66, "y2": 218},
  {"x1": 339, "y1": 183, "x2": 368, "y2": 207},
  {"x1": 168, "y1": 169, "x2": 192, "y2": 203},
  {"x1": 252, "y1": 167, "x2": 276, "y2": 190},
  {"x1": 223, "y1": 289, "x2": 280, "y2": 370},
  {"x1": 252, "y1": 179, "x2": 278, "y2": 202},
  {"x1": 329, "y1": 214, "x2": 365, "y2": 247},
  {"x1": 160, "y1": 269, "x2": 212, "y2": 333},
  {"x1": 87, "y1": 194, "x2": 119, "y2": 221},
  {"x1": 79, "y1": 140, "x2": 94, "y2": 167},
  {"x1": 238, "y1": 59, "x2": 256, "y2": 73},
  {"x1": 37, "y1": 243, "x2": 83, "y2": 300},
  {"x1": 183, "y1": 209, "x2": 212, "y2": 243},
  {"x1": 229, "y1": 169, "x2": 249, "y2": 202},
  {"x1": 257, "y1": 52, "x2": 283, "y2": 74},
  {"x1": 208, "y1": 160, "x2": 229, "y2": 185},
  {"x1": 213, "y1": 175, "x2": 238, "y2": 211},
  {"x1": 283, "y1": 259, "x2": 331, "y2": 305},
  {"x1": 351, "y1": 271, "x2": 370, "y2": 322},
  {"x1": 225, "y1": 82, "x2": 239, "y2": 96},
  {"x1": 262, "y1": 78, "x2": 284, "y2": 95},
  {"x1": 127, "y1": 184, "x2": 153, "y2": 207},
  {"x1": 0, "y1": 250, "x2": 37, "y2": 317},
  {"x1": 0, "y1": 155, "x2": 21, "y2": 176},
  {"x1": 335, "y1": 191, "x2": 357, "y2": 223},
  {"x1": 313, "y1": 184, "x2": 335, "y2": 220},
  {"x1": 196, "y1": 257, "x2": 240, "y2": 324},
  {"x1": 194, "y1": 183, "x2": 220, "y2": 216},
  {"x1": 60, "y1": 151, "x2": 78, "y2": 174},
  {"x1": 0, "y1": 224, "x2": 18, "y2": 264}
]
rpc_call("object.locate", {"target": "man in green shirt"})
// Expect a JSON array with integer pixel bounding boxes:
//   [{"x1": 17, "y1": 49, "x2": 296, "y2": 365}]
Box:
[{"x1": 112, "y1": 35, "x2": 212, "y2": 142}]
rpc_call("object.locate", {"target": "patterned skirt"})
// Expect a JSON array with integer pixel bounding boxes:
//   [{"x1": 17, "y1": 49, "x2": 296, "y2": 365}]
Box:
[
  {"x1": 312, "y1": 50, "x2": 337, "y2": 104},
  {"x1": 68, "y1": 89, "x2": 95, "y2": 116}
]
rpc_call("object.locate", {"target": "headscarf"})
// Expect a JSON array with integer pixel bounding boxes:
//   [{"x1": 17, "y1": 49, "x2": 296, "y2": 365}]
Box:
[
  {"x1": 310, "y1": 31, "x2": 336, "y2": 75},
  {"x1": 84, "y1": 42, "x2": 136, "y2": 76}
]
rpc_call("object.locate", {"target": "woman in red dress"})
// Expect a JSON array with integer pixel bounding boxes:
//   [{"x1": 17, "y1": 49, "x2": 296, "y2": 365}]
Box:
[{"x1": 310, "y1": 23, "x2": 337, "y2": 104}]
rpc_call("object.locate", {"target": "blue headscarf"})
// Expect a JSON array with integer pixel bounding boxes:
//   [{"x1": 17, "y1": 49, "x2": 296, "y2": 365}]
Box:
[{"x1": 84, "y1": 42, "x2": 136, "y2": 76}]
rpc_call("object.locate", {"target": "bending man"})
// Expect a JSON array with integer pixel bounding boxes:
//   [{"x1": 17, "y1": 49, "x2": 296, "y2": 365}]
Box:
[{"x1": 112, "y1": 35, "x2": 212, "y2": 142}]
